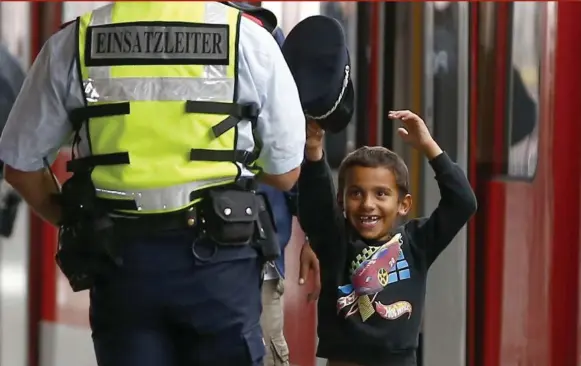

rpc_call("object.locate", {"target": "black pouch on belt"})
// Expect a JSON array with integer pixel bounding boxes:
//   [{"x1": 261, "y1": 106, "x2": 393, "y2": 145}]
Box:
[
  {"x1": 204, "y1": 189, "x2": 259, "y2": 246},
  {"x1": 254, "y1": 192, "x2": 281, "y2": 261}
]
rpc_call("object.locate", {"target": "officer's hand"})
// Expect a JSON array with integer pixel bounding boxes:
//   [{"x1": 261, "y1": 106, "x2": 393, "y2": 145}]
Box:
[
  {"x1": 299, "y1": 237, "x2": 321, "y2": 302},
  {"x1": 305, "y1": 121, "x2": 324, "y2": 161}
]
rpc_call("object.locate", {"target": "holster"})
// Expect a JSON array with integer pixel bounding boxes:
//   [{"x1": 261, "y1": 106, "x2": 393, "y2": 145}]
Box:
[
  {"x1": 55, "y1": 174, "x2": 121, "y2": 292},
  {"x1": 254, "y1": 191, "x2": 281, "y2": 261},
  {"x1": 56, "y1": 216, "x2": 119, "y2": 292},
  {"x1": 202, "y1": 188, "x2": 280, "y2": 261}
]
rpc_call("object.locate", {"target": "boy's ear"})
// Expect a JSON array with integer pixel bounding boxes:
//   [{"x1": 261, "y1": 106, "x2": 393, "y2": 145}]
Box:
[
  {"x1": 336, "y1": 192, "x2": 343, "y2": 209},
  {"x1": 398, "y1": 194, "x2": 412, "y2": 216}
]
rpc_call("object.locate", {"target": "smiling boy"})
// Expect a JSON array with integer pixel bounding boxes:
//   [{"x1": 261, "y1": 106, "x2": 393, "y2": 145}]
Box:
[{"x1": 298, "y1": 110, "x2": 477, "y2": 366}]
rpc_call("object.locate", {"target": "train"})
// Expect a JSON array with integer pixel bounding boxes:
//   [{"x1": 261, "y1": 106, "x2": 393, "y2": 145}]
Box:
[{"x1": 0, "y1": 1, "x2": 579, "y2": 366}]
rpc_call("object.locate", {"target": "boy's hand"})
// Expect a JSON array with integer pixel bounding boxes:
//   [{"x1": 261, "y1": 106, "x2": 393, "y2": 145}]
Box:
[
  {"x1": 299, "y1": 238, "x2": 321, "y2": 302},
  {"x1": 305, "y1": 120, "x2": 324, "y2": 161},
  {"x1": 388, "y1": 110, "x2": 443, "y2": 160}
]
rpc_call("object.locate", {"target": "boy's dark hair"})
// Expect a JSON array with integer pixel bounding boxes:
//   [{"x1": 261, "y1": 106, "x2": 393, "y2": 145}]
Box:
[{"x1": 337, "y1": 146, "x2": 410, "y2": 198}]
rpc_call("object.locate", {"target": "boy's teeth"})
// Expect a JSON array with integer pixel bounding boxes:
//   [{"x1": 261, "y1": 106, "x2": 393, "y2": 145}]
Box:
[{"x1": 360, "y1": 216, "x2": 379, "y2": 222}]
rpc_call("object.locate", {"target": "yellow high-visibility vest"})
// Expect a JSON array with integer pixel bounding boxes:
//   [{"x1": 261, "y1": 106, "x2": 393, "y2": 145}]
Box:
[{"x1": 69, "y1": 2, "x2": 260, "y2": 214}]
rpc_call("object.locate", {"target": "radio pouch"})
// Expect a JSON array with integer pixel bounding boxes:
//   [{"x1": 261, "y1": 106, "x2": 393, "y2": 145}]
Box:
[
  {"x1": 204, "y1": 189, "x2": 259, "y2": 246},
  {"x1": 254, "y1": 192, "x2": 281, "y2": 261}
]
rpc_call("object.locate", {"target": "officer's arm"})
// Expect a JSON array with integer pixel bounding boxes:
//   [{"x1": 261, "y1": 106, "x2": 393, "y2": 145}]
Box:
[
  {"x1": 246, "y1": 23, "x2": 305, "y2": 192},
  {"x1": 0, "y1": 27, "x2": 77, "y2": 226},
  {"x1": 4, "y1": 167, "x2": 61, "y2": 226},
  {"x1": 258, "y1": 169, "x2": 300, "y2": 192}
]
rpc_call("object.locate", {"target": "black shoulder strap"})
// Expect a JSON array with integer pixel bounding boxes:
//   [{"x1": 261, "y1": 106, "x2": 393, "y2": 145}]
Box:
[
  {"x1": 220, "y1": 2, "x2": 278, "y2": 33},
  {"x1": 60, "y1": 19, "x2": 76, "y2": 30}
]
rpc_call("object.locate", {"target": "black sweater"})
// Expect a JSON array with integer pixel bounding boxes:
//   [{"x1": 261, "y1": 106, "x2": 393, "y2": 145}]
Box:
[{"x1": 297, "y1": 152, "x2": 477, "y2": 366}]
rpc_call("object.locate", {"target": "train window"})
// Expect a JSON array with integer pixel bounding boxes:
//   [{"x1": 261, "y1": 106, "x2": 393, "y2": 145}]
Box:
[
  {"x1": 505, "y1": 2, "x2": 541, "y2": 178},
  {"x1": 430, "y1": 2, "x2": 461, "y2": 162}
]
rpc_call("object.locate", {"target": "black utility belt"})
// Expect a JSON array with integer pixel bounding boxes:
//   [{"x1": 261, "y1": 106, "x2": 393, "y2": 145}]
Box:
[
  {"x1": 112, "y1": 188, "x2": 276, "y2": 248},
  {"x1": 112, "y1": 207, "x2": 199, "y2": 235},
  {"x1": 55, "y1": 187, "x2": 280, "y2": 294}
]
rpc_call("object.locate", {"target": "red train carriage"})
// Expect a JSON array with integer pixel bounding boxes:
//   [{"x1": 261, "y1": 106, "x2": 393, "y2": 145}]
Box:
[{"x1": 472, "y1": 2, "x2": 581, "y2": 366}]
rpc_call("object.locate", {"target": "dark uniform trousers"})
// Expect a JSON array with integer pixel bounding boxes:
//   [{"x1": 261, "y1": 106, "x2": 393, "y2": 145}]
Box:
[{"x1": 89, "y1": 228, "x2": 265, "y2": 366}]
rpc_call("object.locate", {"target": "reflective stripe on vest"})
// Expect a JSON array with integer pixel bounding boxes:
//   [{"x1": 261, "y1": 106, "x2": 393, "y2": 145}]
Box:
[{"x1": 72, "y1": 2, "x2": 259, "y2": 214}]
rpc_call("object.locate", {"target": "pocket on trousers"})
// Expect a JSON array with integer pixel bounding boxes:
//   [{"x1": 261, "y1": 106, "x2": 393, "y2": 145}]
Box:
[
  {"x1": 243, "y1": 326, "x2": 266, "y2": 365},
  {"x1": 270, "y1": 335, "x2": 290, "y2": 366},
  {"x1": 192, "y1": 236, "x2": 258, "y2": 265}
]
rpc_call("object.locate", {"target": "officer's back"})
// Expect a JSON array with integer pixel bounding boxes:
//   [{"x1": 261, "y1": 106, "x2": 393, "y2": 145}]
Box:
[{"x1": 0, "y1": 2, "x2": 305, "y2": 365}]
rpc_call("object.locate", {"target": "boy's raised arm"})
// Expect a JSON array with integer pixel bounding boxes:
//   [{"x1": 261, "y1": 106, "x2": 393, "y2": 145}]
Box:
[
  {"x1": 298, "y1": 122, "x2": 344, "y2": 244},
  {"x1": 409, "y1": 150, "x2": 477, "y2": 266},
  {"x1": 387, "y1": 110, "x2": 478, "y2": 266}
]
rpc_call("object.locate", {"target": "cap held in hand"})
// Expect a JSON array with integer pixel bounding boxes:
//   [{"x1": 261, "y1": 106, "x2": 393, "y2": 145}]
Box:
[{"x1": 282, "y1": 15, "x2": 355, "y2": 134}]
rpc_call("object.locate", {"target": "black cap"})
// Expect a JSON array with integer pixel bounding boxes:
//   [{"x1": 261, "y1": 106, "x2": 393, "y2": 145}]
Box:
[
  {"x1": 281, "y1": 15, "x2": 354, "y2": 134},
  {"x1": 221, "y1": 2, "x2": 278, "y2": 33}
]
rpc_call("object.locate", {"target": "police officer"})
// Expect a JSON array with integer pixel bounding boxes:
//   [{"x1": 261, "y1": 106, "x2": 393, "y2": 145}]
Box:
[{"x1": 0, "y1": 2, "x2": 305, "y2": 365}]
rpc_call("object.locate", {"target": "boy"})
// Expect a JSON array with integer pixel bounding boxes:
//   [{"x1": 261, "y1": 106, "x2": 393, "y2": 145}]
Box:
[{"x1": 298, "y1": 110, "x2": 477, "y2": 366}]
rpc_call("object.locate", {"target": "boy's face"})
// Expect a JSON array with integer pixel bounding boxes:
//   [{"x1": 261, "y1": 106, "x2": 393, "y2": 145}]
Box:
[{"x1": 341, "y1": 166, "x2": 412, "y2": 241}]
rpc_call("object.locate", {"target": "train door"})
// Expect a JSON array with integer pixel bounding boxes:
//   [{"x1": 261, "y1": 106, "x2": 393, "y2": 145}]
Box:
[
  {"x1": 468, "y1": 2, "x2": 579, "y2": 365},
  {"x1": 467, "y1": 4, "x2": 556, "y2": 364},
  {"x1": 421, "y1": 3, "x2": 470, "y2": 366}
]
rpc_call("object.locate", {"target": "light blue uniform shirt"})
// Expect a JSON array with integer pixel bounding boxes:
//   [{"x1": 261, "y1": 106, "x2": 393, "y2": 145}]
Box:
[{"x1": 0, "y1": 6, "x2": 305, "y2": 177}]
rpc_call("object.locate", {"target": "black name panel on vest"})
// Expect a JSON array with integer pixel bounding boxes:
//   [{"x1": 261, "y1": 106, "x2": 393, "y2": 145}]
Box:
[{"x1": 85, "y1": 21, "x2": 231, "y2": 67}]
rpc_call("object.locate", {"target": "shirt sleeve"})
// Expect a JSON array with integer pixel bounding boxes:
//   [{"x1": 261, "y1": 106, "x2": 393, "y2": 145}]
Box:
[
  {"x1": 405, "y1": 152, "x2": 478, "y2": 267},
  {"x1": 238, "y1": 17, "x2": 306, "y2": 175},
  {"x1": 0, "y1": 24, "x2": 83, "y2": 172},
  {"x1": 298, "y1": 155, "x2": 347, "y2": 277}
]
